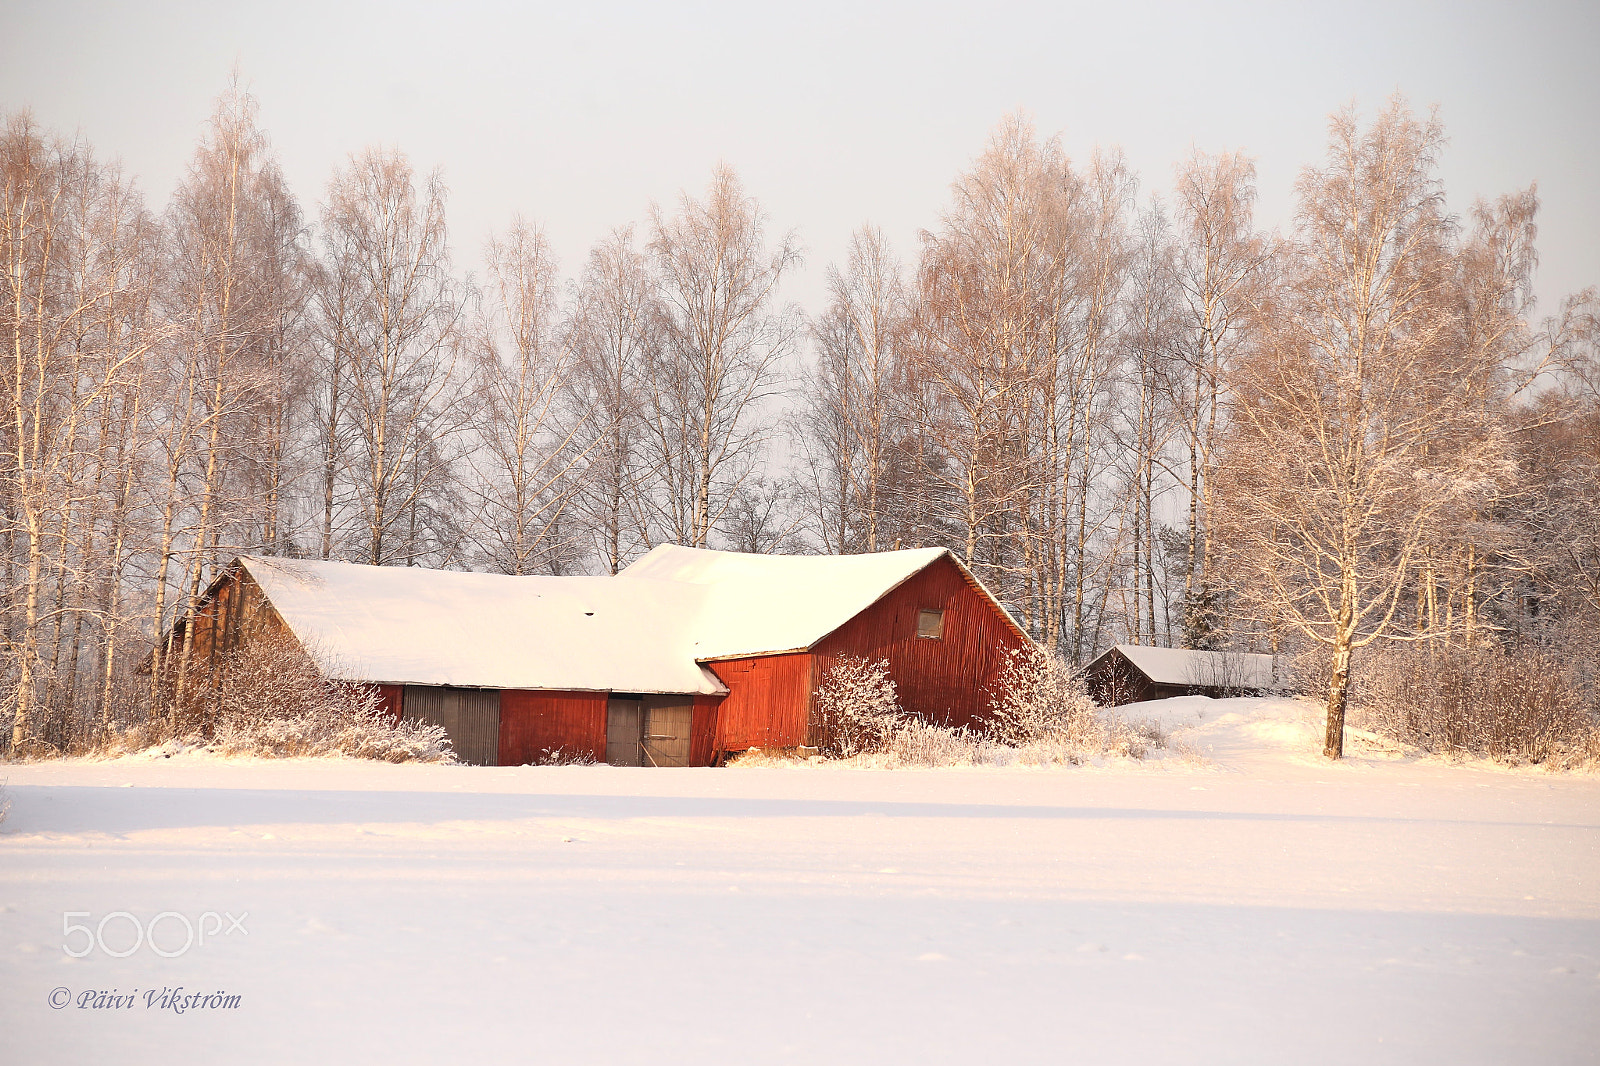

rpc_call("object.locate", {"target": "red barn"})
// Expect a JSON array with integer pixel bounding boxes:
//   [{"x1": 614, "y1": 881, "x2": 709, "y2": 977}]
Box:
[{"x1": 172, "y1": 546, "x2": 1033, "y2": 766}]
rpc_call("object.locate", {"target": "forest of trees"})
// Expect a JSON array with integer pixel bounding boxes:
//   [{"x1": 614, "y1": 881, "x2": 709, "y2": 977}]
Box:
[{"x1": 4, "y1": 85, "x2": 1597, "y2": 757}]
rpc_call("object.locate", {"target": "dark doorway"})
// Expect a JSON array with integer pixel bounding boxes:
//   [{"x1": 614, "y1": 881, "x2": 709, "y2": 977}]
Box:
[{"x1": 605, "y1": 697, "x2": 643, "y2": 766}]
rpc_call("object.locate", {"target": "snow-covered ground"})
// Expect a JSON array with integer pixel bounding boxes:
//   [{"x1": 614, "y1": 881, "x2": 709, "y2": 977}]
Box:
[{"x1": 2, "y1": 697, "x2": 1596, "y2": 1064}]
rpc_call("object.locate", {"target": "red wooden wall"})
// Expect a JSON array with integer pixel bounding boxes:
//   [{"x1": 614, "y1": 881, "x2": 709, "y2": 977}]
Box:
[
  {"x1": 159, "y1": 567, "x2": 293, "y2": 689},
  {"x1": 373, "y1": 684, "x2": 404, "y2": 724},
  {"x1": 705, "y1": 653, "x2": 813, "y2": 752},
  {"x1": 498, "y1": 690, "x2": 608, "y2": 765},
  {"x1": 813, "y1": 554, "x2": 1033, "y2": 731},
  {"x1": 690, "y1": 695, "x2": 721, "y2": 766}
]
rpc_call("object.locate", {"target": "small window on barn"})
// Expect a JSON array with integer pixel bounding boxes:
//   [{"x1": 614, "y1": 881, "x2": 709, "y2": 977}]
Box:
[{"x1": 916, "y1": 608, "x2": 945, "y2": 639}]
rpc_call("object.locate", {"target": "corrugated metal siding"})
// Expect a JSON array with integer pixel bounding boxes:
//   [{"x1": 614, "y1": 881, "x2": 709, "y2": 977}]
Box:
[
  {"x1": 706, "y1": 653, "x2": 812, "y2": 752},
  {"x1": 813, "y1": 554, "x2": 1033, "y2": 731},
  {"x1": 403, "y1": 686, "x2": 502, "y2": 766},
  {"x1": 499, "y1": 689, "x2": 608, "y2": 764},
  {"x1": 605, "y1": 698, "x2": 643, "y2": 766}
]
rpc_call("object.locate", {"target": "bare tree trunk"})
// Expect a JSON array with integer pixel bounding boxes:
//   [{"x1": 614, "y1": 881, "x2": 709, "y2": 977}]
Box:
[{"x1": 1324, "y1": 591, "x2": 1355, "y2": 759}]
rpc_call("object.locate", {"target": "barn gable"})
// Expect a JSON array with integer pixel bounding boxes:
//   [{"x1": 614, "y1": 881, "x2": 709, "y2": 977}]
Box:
[
  {"x1": 622, "y1": 546, "x2": 1034, "y2": 749},
  {"x1": 617, "y1": 543, "x2": 1032, "y2": 660},
  {"x1": 616, "y1": 544, "x2": 952, "y2": 659},
  {"x1": 813, "y1": 554, "x2": 1033, "y2": 731}
]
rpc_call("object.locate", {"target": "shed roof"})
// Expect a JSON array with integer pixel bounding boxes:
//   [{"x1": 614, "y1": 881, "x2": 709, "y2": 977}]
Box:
[
  {"x1": 617, "y1": 544, "x2": 959, "y2": 660},
  {"x1": 239, "y1": 556, "x2": 727, "y2": 695},
  {"x1": 1101, "y1": 644, "x2": 1279, "y2": 690}
]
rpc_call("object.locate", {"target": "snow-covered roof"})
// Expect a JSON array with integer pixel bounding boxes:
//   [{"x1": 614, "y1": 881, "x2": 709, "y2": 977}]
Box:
[
  {"x1": 616, "y1": 544, "x2": 957, "y2": 661},
  {"x1": 1104, "y1": 644, "x2": 1279, "y2": 690},
  {"x1": 239, "y1": 556, "x2": 727, "y2": 695},
  {"x1": 232, "y1": 546, "x2": 1022, "y2": 694}
]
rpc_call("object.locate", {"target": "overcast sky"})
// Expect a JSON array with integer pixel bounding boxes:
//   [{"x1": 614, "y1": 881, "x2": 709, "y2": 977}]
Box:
[{"x1": 4, "y1": 0, "x2": 1596, "y2": 317}]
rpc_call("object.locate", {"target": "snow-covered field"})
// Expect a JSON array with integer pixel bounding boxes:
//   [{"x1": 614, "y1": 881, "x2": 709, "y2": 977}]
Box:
[{"x1": 2, "y1": 697, "x2": 1596, "y2": 1064}]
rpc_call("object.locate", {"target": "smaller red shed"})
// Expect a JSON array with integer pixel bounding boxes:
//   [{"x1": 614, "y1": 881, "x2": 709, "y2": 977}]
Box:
[{"x1": 618, "y1": 546, "x2": 1036, "y2": 753}]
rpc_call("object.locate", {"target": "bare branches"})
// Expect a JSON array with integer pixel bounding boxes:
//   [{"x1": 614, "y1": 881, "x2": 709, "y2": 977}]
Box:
[
  {"x1": 568, "y1": 227, "x2": 659, "y2": 573},
  {"x1": 1214, "y1": 97, "x2": 1526, "y2": 758},
  {"x1": 3, "y1": 89, "x2": 1599, "y2": 757},
  {"x1": 318, "y1": 148, "x2": 466, "y2": 568},
  {"x1": 469, "y1": 219, "x2": 587, "y2": 575},
  {"x1": 802, "y1": 225, "x2": 911, "y2": 555},
  {"x1": 643, "y1": 165, "x2": 801, "y2": 548}
]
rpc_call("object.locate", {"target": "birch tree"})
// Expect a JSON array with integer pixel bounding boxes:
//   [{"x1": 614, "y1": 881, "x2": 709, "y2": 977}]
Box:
[
  {"x1": 913, "y1": 115, "x2": 1067, "y2": 597},
  {"x1": 319, "y1": 148, "x2": 466, "y2": 567},
  {"x1": 1414, "y1": 187, "x2": 1541, "y2": 645},
  {"x1": 1170, "y1": 149, "x2": 1269, "y2": 647},
  {"x1": 1214, "y1": 98, "x2": 1513, "y2": 759},
  {"x1": 568, "y1": 228, "x2": 658, "y2": 573},
  {"x1": 470, "y1": 219, "x2": 587, "y2": 575},
  {"x1": 644, "y1": 165, "x2": 800, "y2": 548},
  {"x1": 1115, "y1": 205, "x2": 1183, "y2": 645},
  {"x1": 1, "y1": 118, "x2": 160, "y2": 748},
  {"x1": 802, "y1": 225, "x2": 910, "y2": 554},
  {"x1": 159, "y1": 84, "x2": 310, "y2": 715}
]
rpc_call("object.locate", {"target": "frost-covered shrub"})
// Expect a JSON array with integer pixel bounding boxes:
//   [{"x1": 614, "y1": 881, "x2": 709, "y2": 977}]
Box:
[
  {"x1": 880, "y1": 719, "x2": 990, "y2": 767},
  {"x1": 532, "y1": 747, "x2": 597, "y2": 766},
  {"x1": 985, "y1": 646, "x2": 1125, "y2": 751},
  {"x1": 805, "y1": 649, "x2": 1148, "y2": 766},
  {"x1": 812, "y1": 657, "x2": 904, "y2": 757},
  {"x1": 854, "y1": 717, "x2": 1147, "y2": 768},
  {"x1": 1354, "y1": 644, "x2": 1599, "y2": 768},
  {"x1": 207, "y1": 637, "x2": 454, "y2": 763},
  {"x1": 0, "y1": 637, "x2": 453, "y2": 763}
]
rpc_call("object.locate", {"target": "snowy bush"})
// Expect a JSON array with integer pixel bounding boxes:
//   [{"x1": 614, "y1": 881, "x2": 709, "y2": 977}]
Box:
[
  {"x1": 803, "y1": 649, "x2": 1148, "y2": 767},
  {"x1": 812, "y1": 656, "x2": 904, "y2": 757},
  {"x1": 850, "y1": 717, "x2": 1147, "y2": 769},
  {"x1": 531, "y1": 747, "x2": 597, "y2": 766},
  {"x1": 984, "y1": 645, "x2": 1130, "y2": 752},
  {"x1": 205, "y1": 637, "x2": 454, "y2": 763},
  {"x1": 0, "y1": 638, "x2": 453, "y2": 762},
  {"x1": 877, "y1": 719, "x2": 990, "y2": 767},
  {"x1": 1354, "y1": 644, "x2": 1600, "y2": 768}
]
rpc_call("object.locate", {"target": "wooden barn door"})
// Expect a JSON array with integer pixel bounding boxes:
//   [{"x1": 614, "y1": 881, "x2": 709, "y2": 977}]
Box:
[
  {"x1": 403, "y1": 686, "x2": 502, "y2": 766},
  {"x1": 604, "y1": 696, "x2": 692, "y2": 766},
  {"x1": 605, "y1": 698, "x2": 643, "y2": 766},
  {"x1": 642, "y1": 697, "x2": 692, "y2": 767}
]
